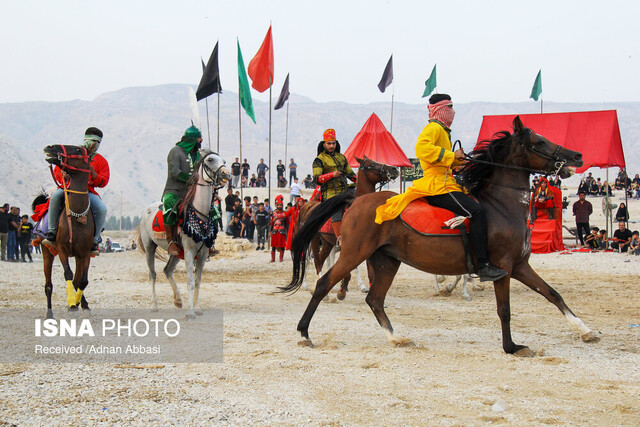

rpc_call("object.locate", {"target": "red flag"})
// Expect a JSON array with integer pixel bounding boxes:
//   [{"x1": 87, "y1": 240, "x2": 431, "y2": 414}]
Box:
[{"x1": 247, "y1": 25, "x2": 274, "y2": 93}]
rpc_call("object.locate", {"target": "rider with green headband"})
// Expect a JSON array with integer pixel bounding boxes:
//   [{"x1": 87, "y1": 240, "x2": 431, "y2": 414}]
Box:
[{"x1": 162, "y1": 125, "x2": 203, "y2": 256}]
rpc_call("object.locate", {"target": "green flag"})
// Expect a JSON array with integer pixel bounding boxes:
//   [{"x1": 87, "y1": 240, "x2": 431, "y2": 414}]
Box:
[
  {"x1": 530, "y1": 69, "x2": 542, "y2": 101},
  {"x1": 422, "y1": 64, "x2": 437, "y2": 98},
  {"x1": 237, "y1": 40, "x2": 256, "y2": 124}
]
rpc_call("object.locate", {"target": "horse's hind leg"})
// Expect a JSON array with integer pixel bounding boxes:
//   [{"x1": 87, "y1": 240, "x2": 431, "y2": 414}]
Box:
[
  {"x1": 365, "y1": 251, "x2": 407, "y2": 346},
  {"x1": 145, "y1": 241, "x2": 159, "y2": 310},
  {"x1": 512, "y1": 261, "x2": 599, "y2": 343},
  {"x1": 193, "y1": 248, "x2": 208, "y2": 315},
  {"x1": 74, "y1": 256, "x2": 91, "y2": 311},
  {"x1": 184, "y1": 251, "x2": 197, "y2": 319},
  {"x1": 43, "y1": 247, "x2": 55, "y2": 319},
  {"x1": 163, "y1": 256, "x2": 182, "y2": 308}
]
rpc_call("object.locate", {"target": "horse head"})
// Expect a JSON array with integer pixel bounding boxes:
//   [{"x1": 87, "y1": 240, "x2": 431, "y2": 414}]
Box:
[
  {"x1": 198, "y1": 149, "x2": 230, "y2": 188},
  {"x1": 512, "y1": 116, "x2": 583, "y2": 178},
  {"x1": 356, "y1": 156, "x2": 399, "y2": 184},
  {"x1": 43, "y1": 145, "x2": 90, "y2": 174}
]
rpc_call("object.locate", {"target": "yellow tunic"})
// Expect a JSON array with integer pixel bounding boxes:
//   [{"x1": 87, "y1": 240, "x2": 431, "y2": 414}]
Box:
[{"x1": 375, "y1": 121, "x2": 463, "y2": 224}]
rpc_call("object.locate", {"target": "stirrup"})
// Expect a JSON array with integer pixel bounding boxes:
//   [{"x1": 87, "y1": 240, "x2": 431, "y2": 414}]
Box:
[{"x1": 168, "y1": 241, "x2": 180, "y2": 256}]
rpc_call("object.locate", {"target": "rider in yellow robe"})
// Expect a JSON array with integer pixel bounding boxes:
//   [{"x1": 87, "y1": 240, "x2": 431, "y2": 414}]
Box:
[{"x1": 375, "y1": 93, "x2": 507, "y2": 282}]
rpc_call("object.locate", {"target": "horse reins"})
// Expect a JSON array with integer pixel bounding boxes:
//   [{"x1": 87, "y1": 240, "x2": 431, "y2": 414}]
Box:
[
  {"x1": 360, "y1": 159, "x2": 395, "y2": 190},
  {"x1": 50, "y1": 146, "x2": 91, "y2": 244}
]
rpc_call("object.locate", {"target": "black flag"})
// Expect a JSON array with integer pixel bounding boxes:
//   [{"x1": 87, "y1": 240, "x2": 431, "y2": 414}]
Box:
[
  {"x1": 274, "y1": 73, "x2": 290, "y2": 110},
  {"x1": 196, "y1": 41, "x2": 222, "y2": 101},
  {"x1": 377, "y1": 55, "x2": 393, "y2": 93}
]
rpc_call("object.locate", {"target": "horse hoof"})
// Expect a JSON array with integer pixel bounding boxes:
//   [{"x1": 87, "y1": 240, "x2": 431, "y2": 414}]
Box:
[
  {"x1": 438, "y1": 289, "x2": 452, "y2": 297},
  {"x1": 174, "y1": 301, "x2": 183, "y2": 309},
  {"x1": 297, "y1": 339, "x2": 314, "y2": 348},
  {"x1": 463, "y1": 295, "x2": 472, "y2": 301},
  {"x1": 46, "y1": 311, "x2": 54, "y2": 320},
  {"x1": 195, "y1": 311, "x2": 203, "y2": 316},
  {"x1": 337, "y1": 288, "x2": 347, "y2": 300},
  {"x1": 68, "y1": 305, "x2": 78, "y2": 311},
  {"x1": 360, "y1": 287, "x2": 369, "y2": 294},
  {"x1": 581, "y1": 331, "x2": 600, "y2": 343},
  {"x1": 473, "y1": 284, "x2": 485, "y2": 291},
  {"x1": 514, "y1": 347, "x2": 536, "y2": 357},
  {"x1": 390, "y1": 336, "x2": 415, "y2": 347},
  {"x1": 185, "y1": 314, "x2": 196, "y2": 321}
]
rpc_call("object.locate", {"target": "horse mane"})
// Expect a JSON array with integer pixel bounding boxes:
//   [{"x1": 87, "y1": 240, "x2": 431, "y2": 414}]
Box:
[
  {"x1": 179, "y1": 157, "x2": 205, "y2": 210},
  {"x1": 458, "y1": 129, "x2": 528, "y2": 196}
]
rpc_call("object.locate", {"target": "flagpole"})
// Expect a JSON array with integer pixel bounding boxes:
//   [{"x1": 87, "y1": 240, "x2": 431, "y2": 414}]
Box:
[
  {"x1": 540, "y1": 96, "x2": 543, "y2": 114},
  {"x1": 238, "y1": 88, "x2": 243, "y2": 202},
  {"x1": 268, "y1": 83, "x2": 272, "y2": 204},
  {"x1": 217, "y1": 92, "x2": 221, "y2": 152},
  {"x1": 284, "y1": 102, "x2": 289, "y2": 166},
  {"x1": 390, "y1": 81, "x2": 395, "y2": 135},
  {"x1": 205, "y1": 98, "x2": 211, "y2": 149}
]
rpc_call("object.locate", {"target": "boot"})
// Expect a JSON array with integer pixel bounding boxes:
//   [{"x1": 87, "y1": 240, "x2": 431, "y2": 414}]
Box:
[
  {"x1": 165, "y1": 224, "x2": 180, "y2": 256},
  {"x1": 90, "y1": 242, "x2": 100, "y2": 257},
  {"x1": 548, "y1": 208, "x2": 554, "y2": 220},
  {"x1": 279, "y1": 249, "x2": 284, "y2": 262},
  {"x1": 42, "y1": 230, "x2": 57, "y2": 248},
  {"x1": 477, "y1": 262, "x2": 508, "y2": 282},
  {"x1": 208, "y1": 243, "x2": 219, "y2": 257},
  {"x1": 270, "y1": 250, "x2": 276, "y2": 263}
]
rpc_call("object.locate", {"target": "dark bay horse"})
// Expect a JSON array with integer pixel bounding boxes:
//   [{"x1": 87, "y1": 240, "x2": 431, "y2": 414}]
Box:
[
  {"x1": 41, "y1": 145, "x2": 94, "y2": 318},
  {"x1": 283, "y1": 117, "x2": 599, "y2": 356},
  {"x1": 296, "y1": 156, "x2": 399, "y2": 295}
]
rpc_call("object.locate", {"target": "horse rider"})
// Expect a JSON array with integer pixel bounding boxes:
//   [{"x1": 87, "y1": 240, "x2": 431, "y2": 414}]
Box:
[
  {"x1": 312, "y1": 129, "x2": 356, "y2": 248},
  {"x1": 43, "y1": 127, "x2": 109, "y2": 256},
  {"x1": 162, "y1": 125, "x2": 217, "y2": 257},
  {"x1": 374, "y1": 94, "x2": 507, "y2": 282}
]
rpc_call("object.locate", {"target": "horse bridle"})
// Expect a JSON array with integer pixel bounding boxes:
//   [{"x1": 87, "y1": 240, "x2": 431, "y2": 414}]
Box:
[
  {"x1": 360, "y1": 158, "x2": 396, "y2": 188},
  {"x1": 197, "y1": 152, "x2": 227, "y2": 189}
]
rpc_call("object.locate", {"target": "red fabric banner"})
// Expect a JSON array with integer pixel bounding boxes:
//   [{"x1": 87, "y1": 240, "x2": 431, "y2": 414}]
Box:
[
  {"x1": 344, "y1": 113, "x2": 412, "y2": 168},
  {"x1": 247, "y1": 25, "x2": 274, "y2": 93},
  {"x1": 529, "y1": 180, "x2": 564, "y2": 253},
  {"x1": 476, "y1": 110, "x2": 625, "y2": 173}
]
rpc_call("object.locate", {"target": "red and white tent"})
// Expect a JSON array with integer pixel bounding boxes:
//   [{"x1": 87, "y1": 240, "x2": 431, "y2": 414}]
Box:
[{"x1": 344, "y1": 113, "x2": 412, "y2": 168}]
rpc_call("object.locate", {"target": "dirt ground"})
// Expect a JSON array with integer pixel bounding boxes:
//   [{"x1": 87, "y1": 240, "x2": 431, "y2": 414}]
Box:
[{"x1": 0, "y1": 236, "x2": 639, "y2": 425}]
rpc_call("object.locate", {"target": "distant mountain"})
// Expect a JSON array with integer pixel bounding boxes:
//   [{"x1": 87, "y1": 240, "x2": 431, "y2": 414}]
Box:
[{"x1": 0, "y1": 84, "x2": 638, "y2": 217}]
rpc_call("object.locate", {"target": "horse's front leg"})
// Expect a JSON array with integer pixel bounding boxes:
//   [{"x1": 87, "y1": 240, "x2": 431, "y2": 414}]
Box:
[
  {"x1": 58, "y1": 253, "x2": 77, "y2": 310},
  {"x1": 184, "y1": 249, "x2": 197, "y2": 320},
  {"x1": 163, "y1": 256, "x2": 182, "y2": 309},
  {"x1": 75, "y1": 256, "x2": 91, "y2": 311},
  {"x1": 459, "y1": 275, "x2": 471, "y2": 301},
  {"x1": 43, "y1": 247, "x2": 55, "y2": 319},
  {"x1": 193, "y1": 248, "x2": 208, "y2": 315},
  {"x1": 494, "y1": 275, "x2": 534, "y2": 356},
  {"x1": 512, "y1": 261, "x2": 599, "y2": 343}
]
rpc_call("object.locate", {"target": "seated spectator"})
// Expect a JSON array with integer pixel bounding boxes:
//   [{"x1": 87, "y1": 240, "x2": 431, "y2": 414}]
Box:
[
  {"x1": 630, "y1": 231, "x2": 640, "y2": 255},
  {"x1": 532, "y1": 178, "x2": 555, "y2": 221},
  {"x1": 584, "y1": 226, "x2": 599, "y2": 250},
  {"x1": 257, "y1": 175, "x2": 267, "y2": 187},
  {"x1": 277, "y1": 175, "x2": 287, "y2": 188},
  {"x1": 596, "y1": 229, "x2": 607, "y2": 250},
  {"x1": 249, "y1": 174, "x2": 258, "y2": 187},
  {"x1": 226, "y1": 216, "x2": 244, "y2": 238},
  {"x1": 599, "y1": 180, "x2": 612, "y2": 196},
  {"x1": 611, "y1": 221, "x2": 633, "y2": 252},
  {"x1": 303, "y1": 174, "x2": 314, "y2": 189},
  {"x1": 615, "y1": 203, "x2": 629, "y2": 222}
]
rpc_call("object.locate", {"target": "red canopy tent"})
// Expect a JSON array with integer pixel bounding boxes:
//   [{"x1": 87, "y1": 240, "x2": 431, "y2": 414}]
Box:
[
  {"x1": 476, "y1": 110, "x2": 625, "y2": 172},
  {"x1": 476, "y1": 110, "x2": 626, "y2": 253},
  {"x1": 344, "y1": 113, "x2": 412, "y2": 167}
]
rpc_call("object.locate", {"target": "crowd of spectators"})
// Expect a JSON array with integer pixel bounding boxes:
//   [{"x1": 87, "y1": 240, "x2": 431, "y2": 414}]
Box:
[
  {"x1": 0, "y1": 203, "x2": 37, "y2": 262},
  {"x1": 227, "y1": 157, "x2": 300, "y2": 189}
]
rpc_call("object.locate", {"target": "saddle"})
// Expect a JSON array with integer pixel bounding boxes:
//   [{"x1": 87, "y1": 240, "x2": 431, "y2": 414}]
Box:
[{"x1": 400, "y1": 198, "x2": 475, "y2": 274}]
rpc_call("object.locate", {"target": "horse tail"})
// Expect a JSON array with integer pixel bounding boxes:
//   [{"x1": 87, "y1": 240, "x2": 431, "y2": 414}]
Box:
[{"x1": 279, "y1": 192, "x2": 355, "y2": 294}]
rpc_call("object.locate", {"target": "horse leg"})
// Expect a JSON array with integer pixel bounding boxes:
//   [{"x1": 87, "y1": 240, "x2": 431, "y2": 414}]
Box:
[
  {"x1": 184, "y1": 250, "x2": 197, "y2": 319},
  {"x1": 365, "y1": 251, "x2": 408, "y2": 346},
  {"x1": 58, "y1": 253, "x2": 77, "y2": 310},
  {"x1": 512, "y1": 261, "x2": 599, "y2": 343},
  {"x1": 355, "y1": 264, "x2": 369, "y2": 293},
  {"x1": 74, "y1": 256, "x2": 91, "y2": 311},
  {"x1": 493, "y1": 275, "x2": 534, "y2": 356},
  {"x1": 146, "y1": 241, "x2": 159, "y2": 311},
  {"x1": 297, "y1": 255, "x2": 366, "y2": 346},
  {"x1": 446, "y1": 275, "x2": 461, "y2": 294},
  {"x1": 43, "y1": 247, "x2": 55, "y2": 319},
  {"x1": 163, "y1": 256, "x2": 183, "y2": 308},
  {"x1": 460, "y1": 275, "x2": 471, "y2": 301},
  {"x1": 193, "y1": 248, "x2": 207, "y2": 315}
]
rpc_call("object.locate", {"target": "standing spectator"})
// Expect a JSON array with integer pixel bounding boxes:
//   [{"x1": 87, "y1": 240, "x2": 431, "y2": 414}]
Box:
[
  {"x1": 615, "y1": 202, "x2": 629, "y2": 222},
  {"x1": 7, "y1": 206, "x2": 20, "y2": 262},
  {"x1": 241, "y1": 196, "x2": 253, "y2": 241},
  {"x1": 247, "y1": 196, "x2": 259, "y2": 242},
  {"x1": 572, "y1": 191, "x2": 593, "y2": 246},
  {"x1": 224, "y1": 188, "x2": 237, "y2": 232},
  {"x1": 549, "y1": 176, "x2": 561, "y2": 188},
  {"x1": 256, "y1": 158, "x2": 269, "y2": 186},
  {"x1": 0, "y1": 203, "x2": 9, "y2": 261},
  {"x1": 288, "y1": 158, "x2": 297, "y2": 185},
  {"x1": 241, "y1": 158, "x2": 250, "y2": 184},
  {"x1": 231, "y1": 157, "x2": 241, "y2": 188},
  {"x1": 276, "y1": 160, "x2": 286, "y2": 181},
  {"x1": 611, "y1": 221, "x2": 633, "y2": 252},
  {"x1": 233, "y1": 199, "x2": 243, "y2": 221},
  {"x1": 264, "y1": 198, "x2": 273, "y2": 215},
  {"x1": 212, "y1": 192, "x2": 224, "y2": 231},
  {"x1": 290, "y1": 178, "x2": 302, "y2": 204},
  {"x1": 561, "y1": 196, "x2": 569, "y2": 216},
  {"x1": 303, "y1": 174, "x2": 314, "y2": 189},
  {"x1": 254, "y1": 203, "x2": 269, "y2": 250},
  {"x1": 19, "y1": 215, "x2": 33, "y2": 262}
]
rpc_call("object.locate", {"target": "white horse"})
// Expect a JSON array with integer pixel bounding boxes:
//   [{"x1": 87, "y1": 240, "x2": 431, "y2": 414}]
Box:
[
  {"x1": 434, "y1": 274, "x2": 484, "y2": 301},
  {"x1": 138, "y1": 150, "x2": 229, "y2": 318}
]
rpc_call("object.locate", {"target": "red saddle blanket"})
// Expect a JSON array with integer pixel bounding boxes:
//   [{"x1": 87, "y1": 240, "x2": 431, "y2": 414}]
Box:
[
  {"x1": 152, "y1": 209, "x2": 190, "y2": 260},
  {"x1": 320, "y1": 218, "x2": 333, "y2": 234},
  {"x1": 400, "y1": 198, "x2": 470, "y2": 235}
]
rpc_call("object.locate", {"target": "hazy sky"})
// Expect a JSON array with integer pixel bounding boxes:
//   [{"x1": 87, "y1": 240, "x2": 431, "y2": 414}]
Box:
[{"x1": 2, "y1": 0, "x2": 639, "y2": 105}]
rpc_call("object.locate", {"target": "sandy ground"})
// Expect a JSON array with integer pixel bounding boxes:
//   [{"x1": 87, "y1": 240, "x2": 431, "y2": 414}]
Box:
[{"x1": 0, "y1": 227, "x2": 639, "y2": 425}]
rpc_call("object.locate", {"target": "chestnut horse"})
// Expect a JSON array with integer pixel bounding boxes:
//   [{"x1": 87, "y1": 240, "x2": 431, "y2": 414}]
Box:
[
  {"x1": 41, "y1": 145, "x2": 94, "y2": 318},
  {"x1": 283, "y1": 117, "x2": 599, "y2": 356}
]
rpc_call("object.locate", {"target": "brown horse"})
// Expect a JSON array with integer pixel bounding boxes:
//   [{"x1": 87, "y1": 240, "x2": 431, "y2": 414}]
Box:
[
  {"x1": 41, "y1": 145, "x2": 94, "y2": 318},
  {"x1": 283, "y1": 117, "x2": 599, "y2": 356},
  {"x1": 296, "y1": 156, "x2": 399, "y2": 295}
]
